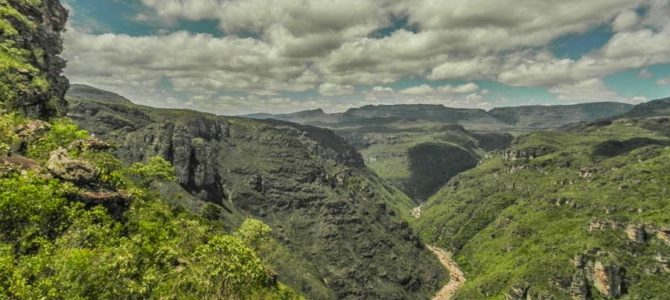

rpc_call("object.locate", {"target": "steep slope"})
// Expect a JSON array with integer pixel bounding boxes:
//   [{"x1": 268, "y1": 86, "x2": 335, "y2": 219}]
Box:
[
  {"x1": 67, "y1": 84, "x2": 133, "y2": 105},
  {"x1": 66, "y1": 89, "x2": 446, "y2": 299},
  {"x1": 1, "y1": 1, "x2": 300, "y2": 298},
  {"x1": 336, "y1": 122, "x2": 513, "y2": 202},
  {"x1": 0, "y1": 0, "x2": 69, "y2": 118},
  {"x1": 416, "y1": 117, "x2": 670, "y2": 299},
  {"x1": 614, "y1": 97, "x2": 670, "y2": 119},
  {"x1": 487, "y1": 102, "x2": 633, "y2": 128}
]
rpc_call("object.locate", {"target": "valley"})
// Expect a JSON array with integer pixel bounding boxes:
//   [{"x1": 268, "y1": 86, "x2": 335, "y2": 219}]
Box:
[{"x1": 2, "y1": 1, "x2": 670, "y2": 299}]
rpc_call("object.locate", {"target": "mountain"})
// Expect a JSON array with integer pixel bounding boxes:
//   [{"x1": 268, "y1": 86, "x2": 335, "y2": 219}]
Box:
[
  {"x1": 66, "y1": 87, "x2": 446, "y2": 299},
  {"x1": 245, "y1": 108, "x2": 342, "y2": 124},
  {"x1": 614, "y1": 97, "x2": 670, "y2": 119},
  {"x1": 67, "y1": 84, "x2": 134, "y2": 105},
  {"x1": 246, "y1": 102, "x2": 633, "y2": 203},
  {"x1": 247, "y1": 102, "x2": 634, "y2": 130},
  {"x1": 488, "y1": 102, "x2": 634, "y2": 128},
  {"x1": 340, "y1": 105, "x2": 504, "y2": 128},
  {"x1": 415, "y1": 116, "x2": 670, "y2": 299},
  {"x1": 336, "y1": 122, "x2": 513, "y2": 202}
]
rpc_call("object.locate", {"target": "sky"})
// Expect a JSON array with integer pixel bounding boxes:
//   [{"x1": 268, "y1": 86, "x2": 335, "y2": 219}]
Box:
[{"x1": 61, "y1": 0, "x2": 670, "y2": 115}]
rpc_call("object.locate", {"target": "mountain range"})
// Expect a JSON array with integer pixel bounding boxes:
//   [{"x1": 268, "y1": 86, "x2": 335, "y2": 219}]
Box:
[{"x1": 2, "y1": 2, "x2": 670, "y2": 299}]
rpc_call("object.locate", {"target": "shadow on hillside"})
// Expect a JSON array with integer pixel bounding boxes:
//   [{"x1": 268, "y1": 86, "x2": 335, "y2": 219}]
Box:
[{"x1": 593, "y1": 137, "x2": 670, "y2": 157}]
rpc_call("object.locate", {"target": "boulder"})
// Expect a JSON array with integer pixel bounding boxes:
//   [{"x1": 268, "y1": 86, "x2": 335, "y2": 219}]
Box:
[
  {"x1": 569, "y1": 269, "x2": 590, "y2": 300},
  {"x1": 625, "y1": 224, "x2": 646, "y2": 243},
  {"x1": 47, "y1": 148, "x2": 98, "y2": 183},
  {"x1": 592, "y1": 261, "x2": 624, "y2": 298},
  {"x1": 69, "y1": 137, "x2": 114, "y2": 152}
]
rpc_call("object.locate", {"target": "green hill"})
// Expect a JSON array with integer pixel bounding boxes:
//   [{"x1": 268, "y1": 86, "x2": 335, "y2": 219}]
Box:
[{"x1": 415, "y1": 117, "x2": 670, "y2": 299}]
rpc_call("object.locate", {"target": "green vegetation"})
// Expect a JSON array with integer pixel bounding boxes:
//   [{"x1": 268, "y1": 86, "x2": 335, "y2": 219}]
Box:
[
  {"x1": 0, "y1": 0, "x2": 48, "y2": 112},
  {"x1": 66, "y1": 85, "x2": 446, "y2": 299},
  {"x1": 0, "y1": 113, "x2": 301, "y2": 299},
  {"x1": 416, "y1": 118, "x2": 670, "y2": 299},
  {"x1": 336, "y1": 122, "x2": 512, "y2": 202}
]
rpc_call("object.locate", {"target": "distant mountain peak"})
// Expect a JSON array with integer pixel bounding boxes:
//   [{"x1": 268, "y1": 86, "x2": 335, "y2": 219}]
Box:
[{"x1": 67, "y1": 84, "x2": 134, "y2": 105}]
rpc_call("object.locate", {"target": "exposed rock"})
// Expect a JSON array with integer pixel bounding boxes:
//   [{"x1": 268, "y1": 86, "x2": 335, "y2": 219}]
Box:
[
  {"x1": 505, "y1": 283, "x2": 529, "y2": 300},
  {"x1": 47, "y1": 148, "x2": 98, "y2": 183},
  {"x1": 592, "y1": 261, "x2": 624, "y2": 298},
  {"x1": 579, "y1": 168, "x2": 598, "y2": 179},
  {"x1": 4, "y1": 0, "x2": 70, "y2": 118},
  {"x1": 653, "y1": 227, "x2": 670, "y2": 247},
  {"x1": 0, "y1": 155, "x2": 42, "y2": 172},
  {"x1": 69, "y1": 137, "x2": 114, "y2": 152},
  {"x1": 502, "y1": 146, "x2": 555, "y2": 161},
  {"x1": 587, "y1": 219, "x2": 622, "y2": 233},
  {"x1": 68, "y1": 95, "x2": 446, "y2": 299},
  {"x1": 569, "y1": 269, "x2": 590, "y2": 300},
  {"x1": 14, "y1": 120, "x2": 51, "y2": 140},
  {"x1": 625, "y1": 224, "x2": 646, "y2": 243}
]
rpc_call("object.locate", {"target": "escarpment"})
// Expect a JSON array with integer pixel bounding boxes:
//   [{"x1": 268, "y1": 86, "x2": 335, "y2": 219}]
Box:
[
  {"x1": 67, "y1": 90, "x2": 446, "y2": 299},
  {"x1": 1, "y1": 0, "x2": 69, "y2": 118}
]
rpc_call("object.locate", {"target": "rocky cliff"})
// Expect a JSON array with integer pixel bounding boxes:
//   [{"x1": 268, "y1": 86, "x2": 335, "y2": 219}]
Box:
[
  {"x1": 67, "y1": 87, "x2": 446, "y2": 299},
  {"x1": 0, "y1": 0, "x2": 69, "y2": 118}
]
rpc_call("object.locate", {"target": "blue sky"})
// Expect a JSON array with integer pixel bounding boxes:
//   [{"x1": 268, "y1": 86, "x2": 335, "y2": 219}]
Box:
[{"x1": 62, "y1": 0, "x2": 670, "y2": 115}]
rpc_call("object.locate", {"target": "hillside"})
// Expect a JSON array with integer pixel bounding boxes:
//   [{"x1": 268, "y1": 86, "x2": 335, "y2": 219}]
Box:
[
  {"x1": 415, "y1": 117, "x2": 670, "y2": 299},
  {"x1": 336, "y1": 122, "x2": 513, "y2": 202},
  {"x1": 247, "y1": 102, "x2": 632, "y2": 203},
  {"x1": 66, "y1": 85, "x2": 446, "y2": 299},
  {"x1": 246, "y1": 102, "x2": 633, "y2": 131},
  {"x1": 1, "y1": 2, "x2": 301, "y2": 298},
  {"x1": 614, "y1": 97, "x2": 670, "y2": 120},
  {"x1": 488, "y1": 102, "x2": 633, "y2": 128}
]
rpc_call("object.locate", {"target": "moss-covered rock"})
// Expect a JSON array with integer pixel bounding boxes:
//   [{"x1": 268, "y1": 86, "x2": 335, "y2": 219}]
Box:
[{"x1": 1, "y1": 0, "x2": 69, "y2": 118}]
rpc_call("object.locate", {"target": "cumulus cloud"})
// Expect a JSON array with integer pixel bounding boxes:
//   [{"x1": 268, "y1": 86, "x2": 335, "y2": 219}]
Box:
[
  {"x1": 549, "y1": 78, "x2": 621, "y2": 102},
  {"x1": 318, "y1": 83, "x2": 355, "y2": 96},
  {"x1": 612, "y1": 10, "x2": 640, "y2": 32},
  {"x1": 62, "y1": 0, "x2": 670, "y2": 114}
]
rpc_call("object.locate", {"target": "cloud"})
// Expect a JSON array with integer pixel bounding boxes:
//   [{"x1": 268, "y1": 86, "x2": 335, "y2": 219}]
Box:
[
  {"x1": 612, "y1": 10, "x2": 640, "y2": 32},
  {"x1": 549, "y1": 78, "x2": 621, "y2": 102},
  {"x1": 438, "y1": 83, "x2": 479, "y2": 94},
  {"x1": 372, "y1": 86, "x2": 394, "y2": 93},
  {"x1": 658, "y1": 77, "x2": 670, "y2": 86},
  {"x1": 62, "y1": 0, "x2": 670, "y2": 114},
  {"x1": 399, "y1": 84, "x2": 434, "y2": 95},
  {"x1": 318, "y1": 83, "x2": 355, "y2": 96},
  {"x1": 638, "y1": 69, "x2": 653, "y2": 78}
]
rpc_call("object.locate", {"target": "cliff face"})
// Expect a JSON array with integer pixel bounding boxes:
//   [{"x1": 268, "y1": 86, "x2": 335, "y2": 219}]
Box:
[
  {"x1": 67, "y1": 89, "x2": 446, "y2": 299},
  {"x1": 1, "y1": 0, "x2": 69, "y2": 118}
]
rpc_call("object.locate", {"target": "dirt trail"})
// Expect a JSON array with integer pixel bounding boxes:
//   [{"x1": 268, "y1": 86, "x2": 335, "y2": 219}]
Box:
[{"x1": 427, "y1": 245, "x2": 465, "y2": 300}]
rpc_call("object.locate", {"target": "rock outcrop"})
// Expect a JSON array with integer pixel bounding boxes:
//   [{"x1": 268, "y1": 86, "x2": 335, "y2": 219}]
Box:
[
  {"x1": 592, "y1": 261, "x2": 624, "y2": 298},
  {"x1": 1, "y1": 0, "x2": 69, "y2": 118},
  {"x1": 67, "y1": 92, "x2": 445, "y2": 299},
  {"x1": 47, "y1": 148, "x2": 98, "y2": 183}
]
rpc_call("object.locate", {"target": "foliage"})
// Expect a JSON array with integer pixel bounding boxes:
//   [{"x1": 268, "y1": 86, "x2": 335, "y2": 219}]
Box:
[
  {"x1": 0, "y1": 113, "x2": 299, "y2": 299},
  {"x1": 416, "y1": 118, "x2": 670, "y2": 299},
  {"x1": 235, "y1": 218, "x2": 273, "y2": 251},
  {"x1": 26, "y1": 118, "x2": 89, "y2": 160},
  {"x1": 126, "y1": 156, "x2": 177, "y2": 186}
]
